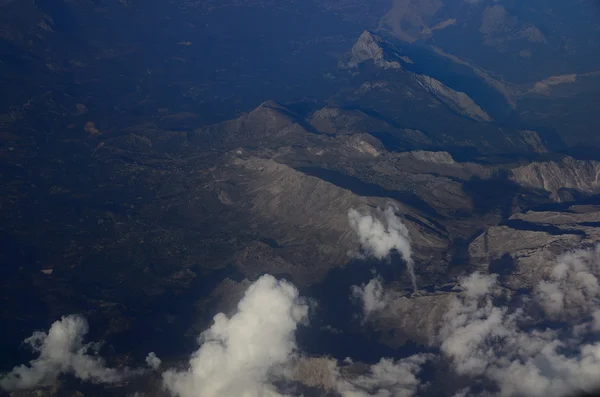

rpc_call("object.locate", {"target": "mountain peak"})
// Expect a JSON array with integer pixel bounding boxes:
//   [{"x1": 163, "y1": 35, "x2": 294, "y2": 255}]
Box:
[{"x1": 339, "y1": 30, "x2": 405, "y2": 70}]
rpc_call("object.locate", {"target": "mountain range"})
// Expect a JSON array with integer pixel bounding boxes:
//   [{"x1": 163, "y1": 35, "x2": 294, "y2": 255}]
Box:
[{"x1": 1, "y1": 1, "x2": 600, "y2": 397}]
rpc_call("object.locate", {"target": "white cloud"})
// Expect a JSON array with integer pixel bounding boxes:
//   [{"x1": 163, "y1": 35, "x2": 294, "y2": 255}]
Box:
[
  {"x1": 0, "y1": 315, "x2": 132, "y2": 391},
  {"x1": 460, "y1": 271, "x2": 497, "y2": 299},
  {"x1": 535, "y1": 244, "x2": 600, "y2": 322},
  {"x1": 438, "y1": 272, "x2": 513, "y2": 377},
  {"x1": 161, "y1": 274, "x2": 308, "y2": 397},
  {"x1": 348, "y1": 204, "x2": 412, "y2": 262},
  {"x1": 348, "y1": 204, "x2": 417, "y2": 290},
  {"x1": 352, "y1": 277, "x2": 389, "y2": 317},
  {"x1": 438, "y1": 246, "x2": 600, "y2": 397},
  {"x1": 145, "y1": 352, "x2": 161, "y2": 370}
]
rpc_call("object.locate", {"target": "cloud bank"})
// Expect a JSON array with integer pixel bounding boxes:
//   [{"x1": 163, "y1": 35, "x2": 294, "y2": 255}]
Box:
[
  {"x1": 0, "y1": 275, "x2": 429, "y2": 397},
  {"x1": 348, "y1": 204, "x2": 417, "y2": 291},
  {"x1": 8, "y1": 243, "x2": 600, "y2": 397},
  {"x1": 0, "y1": 315, "x2": 132, "y2": 391},
  {"x1": 439, "y1": 244, "x2": 600, "y2": 397}
]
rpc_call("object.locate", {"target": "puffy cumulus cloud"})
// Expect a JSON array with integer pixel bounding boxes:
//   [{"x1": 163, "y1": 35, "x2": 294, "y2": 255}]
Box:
[
  {"x1": 0, "y1": 315, "x2": 133, "y2": 391},
  {"x1": 351, "y1": 277, "x2": 405, "y2": 319},
  {"x1": 145, "y1": 352, "x2": 161, "y2": 370},
  {"x1": 352, "y1": 277, "x2": 389, "y2": 317},
  {"x1": 459, "y1": 271, "x2": 497, "y2": 299},
  {"x1": 438, "y1": 272, "x2": 515, "y2": 377},
  {"x1": 438, "y1": 246, "x2": 600, "y2": 397},
  {"x1": 335, "y1": 355, "x2": 430, "y2": 397},
  {"x1": 536, "y1": 244, "x2": 600, "y2": 323},
  {"x1": 161, "y1": 274, "x2": 308, "y2": 397},
  {"x1": 348, "y1": 204, "x2": 412, "y2": 262},
  {"x1": 348, "y1": 204, "x2": 417, "y2": 290}
]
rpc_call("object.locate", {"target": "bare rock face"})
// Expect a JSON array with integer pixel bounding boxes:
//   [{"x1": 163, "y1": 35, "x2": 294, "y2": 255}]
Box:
[
  {"x1": 517, "y1": 130, "x2": 548, "y2": 154},
  {"x1": 469, "y1": 226, "x2": 582, "y2": 287},
  {"x1": 218, "y1": 155, "x2": 371, "y2": 283},
  {"x1": 408, "y1": 150, "x2": 455, "y2": 165},
  {"x1": 345, "y1": 134, "x2": 382, "y2": 157},
  {"x1": 289, "y1": 357, "x2": 338, "y2": 390},
  {"x1": 468, "y1": 206, "x2": 600, "y2": 290},
  {"x1": 511, "y1": 208, "x2": 600, "y2": 225},
  {"x1": 370, "y1": 292, "x2": 455, "y2": 347},
  {"x1": 510, "y1": 157, "x2": 600, "y2": 201},
  {"x1": 414, "y1": 75, "x2": 493, "y2": 122}
]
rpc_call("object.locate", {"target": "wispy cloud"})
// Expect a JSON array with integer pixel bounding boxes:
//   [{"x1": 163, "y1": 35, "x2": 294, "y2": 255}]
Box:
[
  {"x1": 352, "y1": 277, "x2": 397, "y2": 318},
  {"x1": 348, "y1": 204, "x2": 417, "y2": 291}
]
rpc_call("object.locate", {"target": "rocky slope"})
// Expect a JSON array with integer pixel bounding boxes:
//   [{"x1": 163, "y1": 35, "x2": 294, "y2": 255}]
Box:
[
  {"x1": 510, "y1": 157, "x2": 600, "y2": 201},
  {"x1": 2, "y1": 94, "x2": 600, "y2": 397},
  {"x1": 339, "y1": 31, "x2": 493, "y2": 123},
  {"x1": 413, "y1": 74, "x2": 493, "y2": 122},
  {"x1": 337, "y1": 28, "x2": 600, "y2": 152}
]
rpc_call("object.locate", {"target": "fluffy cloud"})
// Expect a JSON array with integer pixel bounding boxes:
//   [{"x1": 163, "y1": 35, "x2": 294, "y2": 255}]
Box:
[
  {"x1": 348, "y1": 204, "x2": 417, "y2": 290},
  {"x1": 352, "y1": 277, "x2": 389, "y2": 317},
  {"x1": 0, "y1": 315, "x2": 132, "y2": 391},
  {"x1": 351, "y1": 277, "x2": 404, "y2": 319},
  {"x1": 535, "y1": 244, "x2": 600, "y2": 323},
  {"x1": 161, "y1": 274, "x2": 308, "y2": 397},
  {"x1": 348, "y1": 204, "x2": 412, "y2": 262},
  {"x1": 145, "y1": 352, "x2": 161, "y2": 370},
  {"x1": 353, "y1": 245, "x2": 600, "y2": 397},
  {"x1": 439, "y1": 245, "x2": 600, "y2": 397}
]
